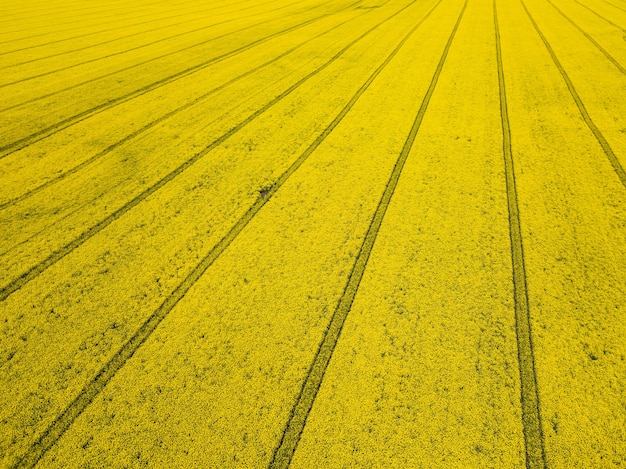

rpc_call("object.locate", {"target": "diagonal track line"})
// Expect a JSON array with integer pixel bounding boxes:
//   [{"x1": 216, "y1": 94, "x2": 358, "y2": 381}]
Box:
[
  {"x1": 0, "y1": 0, "x2": 416, "y2": 299},
  {"x1": 0, "y1": 0, "x2": 249, "y2": 48},
  {"x1": 9, "y1": 1, "x2": 431, "y2": 466},
  {"x1": 544, "y1": 0, "x2": 625, "y2": 74},
  {"x1": 0, "y1": 0, "x2": 347, "y2": 158},
  {"x1": 0, "y1": 0, "x2": 153, "y2": 22},
  {"x1": 572, "y1": 0, "x2": 626, "y2": 31},
  {"x1": 0, "y1": 4, "x2": 383, "y2": 252},
  {"x1": 0, "y1": 0, "x2": 185, "y2": 23},
  {"x1": 0, "y1": 3, "x2": 177, "y2": 37},
  {"x1": 0, "y1": 1, "x2": 161, "y2": 27},
  {"x1": 520, "y1": 0, "x2": 626, "y2": 189},
  {"x1": 0, "y1": 0, "x2": 299, "y2": 63},
  {"x1": 0, "y1": 0, "x2": 329, "y2": 110},
  {"x1": 600, "y1": 0, "x2": 626, "y2": 13},
  {"x1": 0, "y1": 0, "x2": 309, "y2": 88},
  {"x1": 494, "y1": 1, "x2": 547, "y2": 468},
  {"x1": 0, "y1": 7, "x2": 374, "y2": 211},
  {"x1": 269, "y1": 1, "x2": 467, "y2": 467},
  {"x1": 0, "y1": 0, "x2": 203, "y2": 36}
]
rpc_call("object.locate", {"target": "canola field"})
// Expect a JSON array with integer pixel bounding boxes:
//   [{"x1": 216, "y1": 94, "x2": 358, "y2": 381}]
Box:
[{"x1": 1, "y1": 0, "x2": 625, "y2": 467}]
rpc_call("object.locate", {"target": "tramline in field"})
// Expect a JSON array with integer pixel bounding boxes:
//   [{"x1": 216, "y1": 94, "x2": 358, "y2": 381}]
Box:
[{"x1": 0, "y1": 0, "x2": 624, "y2": 467}]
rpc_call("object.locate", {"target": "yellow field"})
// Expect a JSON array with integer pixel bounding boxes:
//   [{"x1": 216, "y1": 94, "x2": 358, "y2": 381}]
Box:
[{"x1": 0, "y1": 0, "x2": 625, "y2": 467}]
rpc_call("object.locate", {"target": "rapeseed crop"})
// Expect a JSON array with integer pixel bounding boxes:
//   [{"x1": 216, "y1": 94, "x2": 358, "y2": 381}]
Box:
[{"x1": 1, "y1": 0, "x2": 624, "y2": 467}]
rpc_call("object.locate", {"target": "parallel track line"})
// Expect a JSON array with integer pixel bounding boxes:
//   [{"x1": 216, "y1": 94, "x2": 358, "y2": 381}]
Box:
[
  {"x1": 600, "y1": 0, "x2": 626, "y2": 13},
  {"x1": 9, "y1": 1, "x2": 426, "y2": 465},
  {"x1": 545, "y1": 0, "x2": 625, "y2": 74},
  {"x1": 0, "y1": 0, "x2": 170, "y2": 25},
  {"x1": 0, "y1": 0, "x2": 415, "y2": 300},
  {"x1": 521, "y1": 0, "x2": 626, "y2": 189},
  {"x1": 0, "y1": 0, "x2": 203, "y2": 36},
  {"x1": 0, "y1": 0, "x2": 347, "y2": 158},
  {"x1": 0, "y1": 0, "x2": 153, "y2": 21},
  {"x1": 0, "y1": 0, "x2": 182, "y2": 23},
  {"x1": 0, "y1": 5, "x2": 175, "y2": 36},
  {"x1": 269, "y1": 1, "x2": 466, "y2": 466},
  {"x1": 0, "y1": 7, "x2": 372, "y2": 211},
  {"x1": 0, "y1": 0, "x2": 250, "y2": 47},
  {"x1": 0, "y1": 0, "x2": 321, "y2": 96},
  {"x1": 0, "y1": 0, "x2": 306, "y2": 87},
  {"x1": 572, "y1": 0, "x2": 626, "y2": 31},
  {"x1": 0, "y1": 0, "x2": 294, "y2": 60},
  {"x1": 494, "y1": 1, "x2": 547, "y2": 467}
]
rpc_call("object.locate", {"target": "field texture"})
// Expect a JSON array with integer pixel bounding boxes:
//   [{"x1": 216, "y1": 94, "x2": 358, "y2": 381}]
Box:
[{"x1": 1, "y1": 0, "x2": 625, "y2": 467}]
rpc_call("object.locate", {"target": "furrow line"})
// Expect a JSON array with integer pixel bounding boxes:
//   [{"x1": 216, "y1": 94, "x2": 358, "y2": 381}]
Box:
[
  {"x1": 0, "y1": 0, "x2": 204, "y2": 36},
  {"x1": 269, "y1": 0, "x2": 467, "y2": 467},
  {"x1": 0, "y1": 5, "x2": 172, "y2": 36},
  {"x1": 0, "y1": 201, "x2": 87, "y2": 260},
  {"x1": 0, "y1": 0, "x2": 347, "y2": 158},
  {"x1": 494, "y1": 1, "x2": 547, "y2": 468},
  {"x1": 0, "y1": 0, "x2": 307, "y2": 86},
  {"x1": 0, "y1": 0, "x2": 322, "y2": 99},
  {"x1": 0, "y1": 0, "x2": 148, "y2": 21},
  {"x1": 0, "y1": 0, "x2": 182, "y2": 23},
  {"x1": 520, "y1": 0, "x2": 626, "y2": 189},
  {"x1": 9, "y1": 1, "x2": 427, "y2": 465},
  {"x1": 600, "y1": 0, "x2": 626, "y2": 12},
  {"x1": 0, "y1": 0, "x2": 293, "y2": 61},
  {"x1": 0, "y1": 6, "x2": 372, "y2": 211},
  {"x1": 0, "y1": 0, "x2": 250, "y2": 47},
  {"x1": 0, "y1": 0, "x2": 416, "y2": 299},
  {"x1": 0, "y1": 0, "x2": 162, "y2": 26},
  {"x1": 572, "y1": 0, "x2": 626, "y2": 31},
  {"x1": 545, "y1": 0, "x2": 625, "y2": 74}
]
